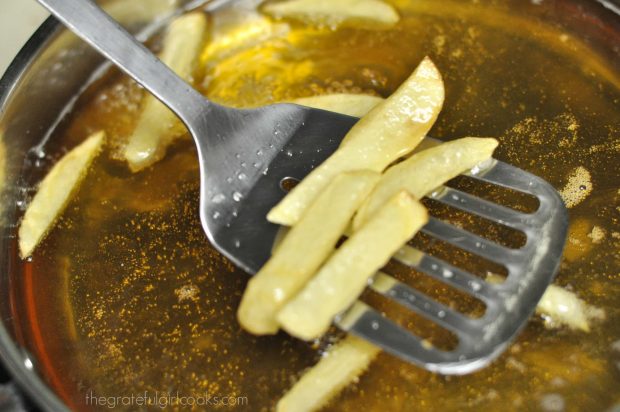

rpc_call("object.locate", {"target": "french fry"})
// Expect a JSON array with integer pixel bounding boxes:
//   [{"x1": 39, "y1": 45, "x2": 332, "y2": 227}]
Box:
[
  {"x1": 268, "y1": 57, "x2": 444, "y2": 226},
  {"x1": 353, "y1": 137, "x2": 498, "y2": 228},
  {"x1": 278, "y1": 192, "x2": 428, "y2": 340},
  {"x1": 276, "y1": 335, "x2": 380, "y2": 412},
  {"x1": 123, "y1": 12, "x2": 207, "y2": 172},
  {"x1": 237, "y1": 170, "x2": 380, "y2": 335},
  {"x1": 292, "y1": 95, "x2": 449, "y2": 151},
  {"x1": 292, "y1": 94, "x2": 383, "y2": 119},
  {"x1": 536, "y1": 284, "x2": 605, "y2": 332},
  {"x1": 263, "y1": 0, "x2": 400, "y2": 29},
  {"x1": 18, "y1": 131, "x2": 105, "y2": 258},
  {"x1": 486, "y1": 274, "x2": 605, "y2": 332}
]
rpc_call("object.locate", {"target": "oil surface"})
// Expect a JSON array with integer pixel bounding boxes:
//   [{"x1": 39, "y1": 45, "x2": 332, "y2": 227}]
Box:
[{"x1": 9, "y1": 0, "x2": 620, "y2": 411}]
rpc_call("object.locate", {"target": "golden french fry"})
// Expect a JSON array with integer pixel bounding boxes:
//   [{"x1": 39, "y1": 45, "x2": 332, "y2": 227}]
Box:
[
  {"x1": 353, "y1": 137, "x2": 498, "y2": 228},
  {"x1": 278, "y1": 192, "x2": 428, "y2": 340},
  {"x1": 18, "y1": 131, "x2": 105, "y2": 258},
  {"x1": 123, "y1": 12, "x2": 207, "y2": 172},
  {"x1": 276, "y1": 335, "x2": 380, "y2": 412},
  {"x1": 263, "y1": 0, "x2": 400, "y2": 29},
  {"x1": 292, "y1": 94, "x2": 383, "y2": 120},
  {"x1": 268, "y1": 57, "x2": 444, "y2": 226},
  {"x1": 237, "y1": 170, "x2": 380, "y2": 335}
]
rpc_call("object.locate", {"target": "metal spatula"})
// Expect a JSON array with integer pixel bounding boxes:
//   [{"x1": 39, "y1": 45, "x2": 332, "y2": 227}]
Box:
[{"x1": 38, "y1": 0, "x2": 568, "y2": 374}]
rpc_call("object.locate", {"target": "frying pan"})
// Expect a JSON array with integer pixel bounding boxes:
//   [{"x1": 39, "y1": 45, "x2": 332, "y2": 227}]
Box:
[{"x1": 0, "y1": 0, "x2": 618, "y2": 410}]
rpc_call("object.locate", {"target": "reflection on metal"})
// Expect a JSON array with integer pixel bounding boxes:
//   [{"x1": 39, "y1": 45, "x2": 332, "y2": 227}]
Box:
[{"x1": 597, "y1": 0, "x2": 620, "y2": 17}]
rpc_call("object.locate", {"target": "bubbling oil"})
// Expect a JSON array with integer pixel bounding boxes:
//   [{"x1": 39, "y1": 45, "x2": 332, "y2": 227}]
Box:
[{"x1": 10, "y1": 0, "x2": 620, "y2": 411}]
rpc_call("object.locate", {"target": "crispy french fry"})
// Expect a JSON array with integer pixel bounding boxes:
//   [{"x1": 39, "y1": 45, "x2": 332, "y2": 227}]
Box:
[
  {"x1": 238, "y1": 170, "x2": 380, "y2": 335},
  {"x1": 276, "y1": 335, "x2": 380, "y2": 412},
  {"x1": 18, "y1": 131, "x2": 105, "y2": 258},
  {"x1": 278, "y1": 192, "x2": 428, "y2": 340},
  {"x1": 292, "y1": 94, "x2": 383, "y2": 119},
  {"x1": 263, "y1": 0, "x2": 400, "y2": 29},
  {"x1": 123, "y1": 12, "x2": 207, "y2": 172},
  {"x1": 268, "y1": 57, "x2": 444, "y2": 226},
  {"x1": 353, "y1": 137, "x2": 498, "y2": 228}
]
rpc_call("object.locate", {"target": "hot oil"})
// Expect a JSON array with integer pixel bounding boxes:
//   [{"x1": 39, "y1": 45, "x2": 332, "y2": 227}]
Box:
[{"x1": 10, "y1": 0, "x2": 620, "y2": 410}]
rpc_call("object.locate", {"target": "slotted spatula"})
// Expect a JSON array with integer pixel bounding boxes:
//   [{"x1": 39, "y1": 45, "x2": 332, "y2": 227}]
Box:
[{"x1": 38, "y1": 0, "x2": 568, "y2": 374}]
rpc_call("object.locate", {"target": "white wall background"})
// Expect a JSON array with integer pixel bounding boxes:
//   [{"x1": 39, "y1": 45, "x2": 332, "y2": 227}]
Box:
[{"x1": 0, "y1": 1, "x2": 49, "y2": 76}]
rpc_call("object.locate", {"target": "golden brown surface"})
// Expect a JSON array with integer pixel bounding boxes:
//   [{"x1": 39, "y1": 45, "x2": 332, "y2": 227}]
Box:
[{"x1": 9, "y1": 0, "x2": 620, "y2": 411}]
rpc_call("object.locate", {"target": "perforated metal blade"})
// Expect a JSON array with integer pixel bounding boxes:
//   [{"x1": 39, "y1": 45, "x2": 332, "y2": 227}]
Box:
[{"x1": 334, "y1": 159, "x2": 568, "y2": 374}]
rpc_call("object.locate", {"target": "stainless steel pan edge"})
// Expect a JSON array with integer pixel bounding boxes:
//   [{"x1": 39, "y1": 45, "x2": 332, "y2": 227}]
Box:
[
  {"x1": 0, "y1": 1, "x2": 209, "y2": 410},
  {"x1": 0, "y1": 15, "x2": 78, "y2": 412}
]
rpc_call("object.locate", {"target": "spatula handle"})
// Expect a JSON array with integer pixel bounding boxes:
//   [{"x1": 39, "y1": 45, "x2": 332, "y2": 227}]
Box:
[{"x1": 36, "y1": 0, "x2": 209, "y2": 128}]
